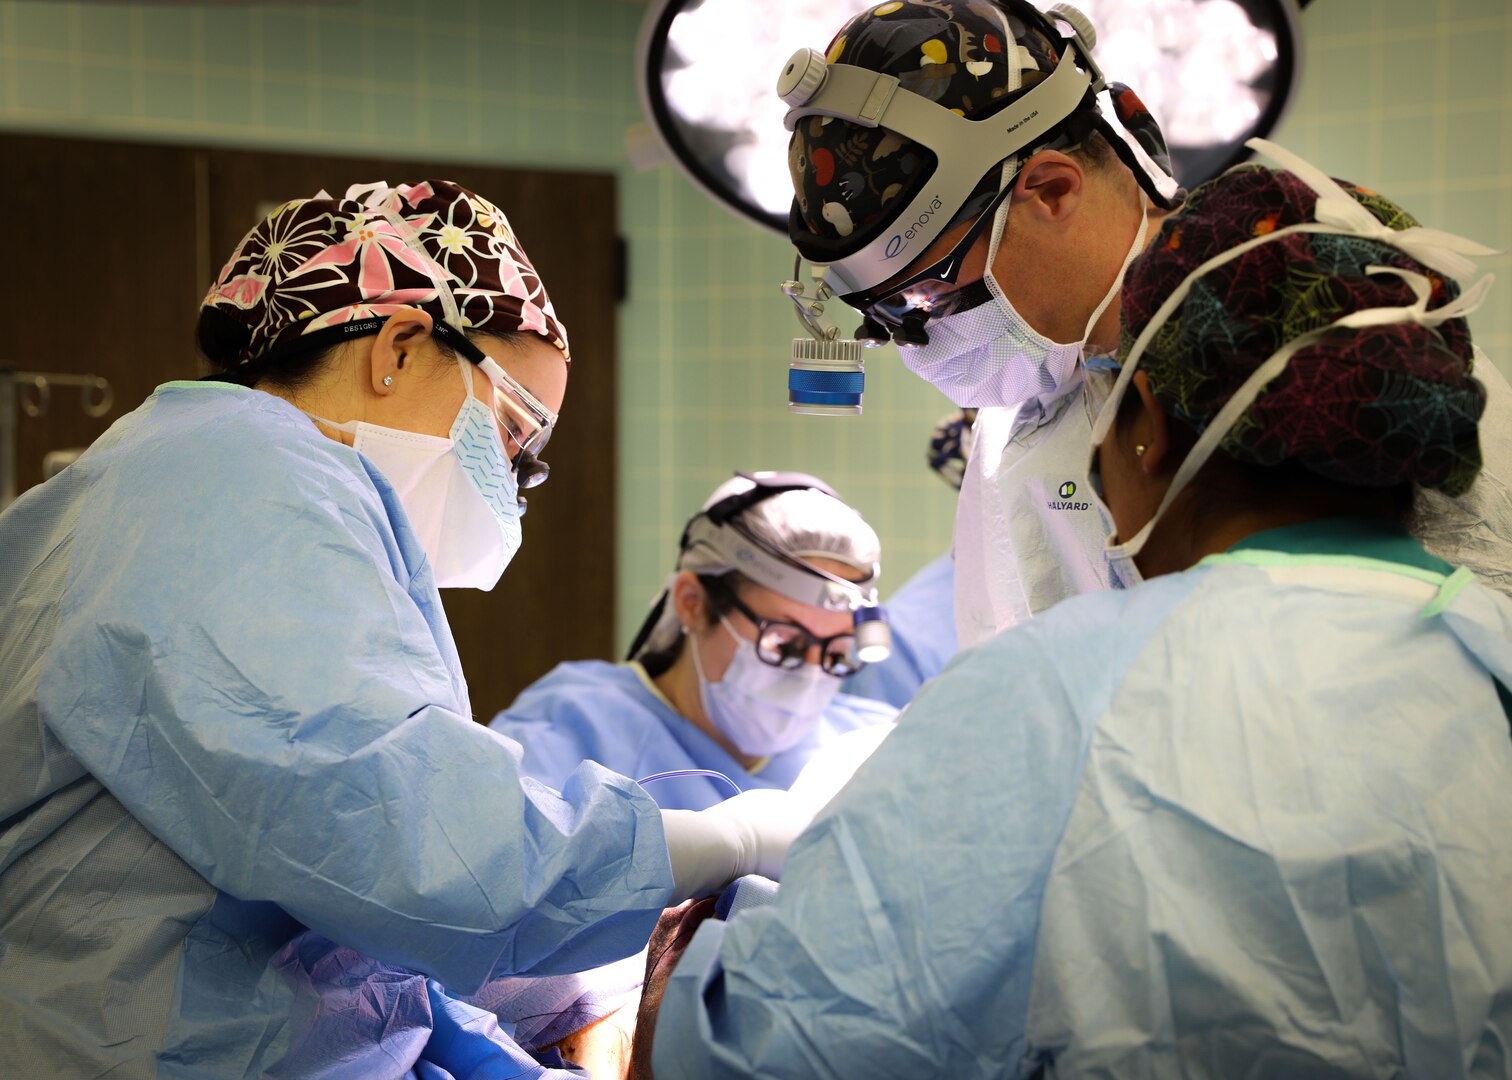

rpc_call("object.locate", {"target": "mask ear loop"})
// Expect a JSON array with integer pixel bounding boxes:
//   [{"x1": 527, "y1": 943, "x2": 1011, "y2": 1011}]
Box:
[
  {"x1": 981, "y1": 151, "x2": 1148, "y2": 357},
  {"x1": 1089, "y1": 138, "x2": 1499, "y2": 561},
  {"x1": 980, "y1": 155, "x2": 1022, "y2": 309},
  {"x1": 1081, "y1": 199, "x2": 1149, "y2": 358},
  {"x1": 1094, "y1": 140, "x2": 1501, "y2": 454},
  {"x1": 1111, "y1": 265, "x2": 1495, "y2": 560}
]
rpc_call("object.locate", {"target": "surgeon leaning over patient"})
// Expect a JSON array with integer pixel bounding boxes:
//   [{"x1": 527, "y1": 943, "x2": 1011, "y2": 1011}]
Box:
[
  {"x1": 645, "y1": 153, "x2": 1512, "y2": 1078},
  {"x1": 780, "y1": 0, "x2": 1512, "y2": 652},
  {"x1": 0, "y1": 181, "x2": 803, "y2": 1077},
  {"x1": 492, "y1": 473, "x2": 897, "y2": 810}
]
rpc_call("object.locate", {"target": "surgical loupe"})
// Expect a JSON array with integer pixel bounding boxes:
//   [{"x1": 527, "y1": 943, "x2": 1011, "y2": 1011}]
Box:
[{"x1": 635, "y1": 0, "x2": 1305, "y2": 417}]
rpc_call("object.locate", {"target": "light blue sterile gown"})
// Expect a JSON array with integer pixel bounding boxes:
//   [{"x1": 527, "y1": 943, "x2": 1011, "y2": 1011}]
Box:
[
  {"x1": 490, "y1": 661, "x2": 898, "y2": 810},
  {"x1": 653, "y1": 518, "x2": 1512, "y2": 1079},
  {"x1": 0, "y1": 382, "x2": 673, "y2": 1079},
  {"x1": 842, "y1": 550, "x2": 958, "y2": 708}
]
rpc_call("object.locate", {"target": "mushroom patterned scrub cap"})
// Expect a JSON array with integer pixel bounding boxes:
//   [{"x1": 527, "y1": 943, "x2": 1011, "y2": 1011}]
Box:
[{"x1": 788, "y1": 0, "x2": 1178, "y2": 256}]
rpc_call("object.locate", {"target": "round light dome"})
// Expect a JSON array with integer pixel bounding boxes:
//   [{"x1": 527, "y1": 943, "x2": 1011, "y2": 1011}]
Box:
[{"x1": 637, "y1": 0, "x2": 1305, "y2": 234}]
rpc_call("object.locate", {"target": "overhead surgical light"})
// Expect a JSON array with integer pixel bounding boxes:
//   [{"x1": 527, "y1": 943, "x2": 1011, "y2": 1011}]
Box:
[
  {"x1": 636, "y1": 0, "x2": 1305, "y2": 236},
  {"x1": 636, "y1": 0, "x2": 1306, "y2": 415}
]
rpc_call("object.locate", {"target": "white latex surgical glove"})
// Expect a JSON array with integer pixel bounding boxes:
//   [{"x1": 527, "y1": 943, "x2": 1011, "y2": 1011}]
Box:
[
  {"x1": 786, "y1": 722, "x2": 896, "y2": 818},
  {"x1": 660, "y1": 788, "x2": 813, "y2": 902}
]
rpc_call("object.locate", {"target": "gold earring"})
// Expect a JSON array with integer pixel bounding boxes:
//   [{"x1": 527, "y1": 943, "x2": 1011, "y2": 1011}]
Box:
[{"x1": 1135, "y1": 443, "x2": 1148, "y2": 456}]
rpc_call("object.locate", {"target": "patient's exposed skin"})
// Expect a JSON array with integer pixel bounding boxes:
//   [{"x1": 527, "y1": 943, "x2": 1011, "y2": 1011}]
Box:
[
  {"x1": 552, "y1": 1001, "x2": 638, "y2": 1080},
  {"x1": 629, "y1": 897, "x2": 721, "y2": 1080}
]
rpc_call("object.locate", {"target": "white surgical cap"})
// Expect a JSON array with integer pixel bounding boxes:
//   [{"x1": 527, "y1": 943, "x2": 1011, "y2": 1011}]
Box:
[{"x1": 633, "y1": 474, "x2": 882, "y2": 659}]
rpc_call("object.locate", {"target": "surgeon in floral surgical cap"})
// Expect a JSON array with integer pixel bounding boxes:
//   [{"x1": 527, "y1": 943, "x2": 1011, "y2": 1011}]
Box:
[{"x1": 0, "y1": 180, "x2": 806, "y2": 1077}]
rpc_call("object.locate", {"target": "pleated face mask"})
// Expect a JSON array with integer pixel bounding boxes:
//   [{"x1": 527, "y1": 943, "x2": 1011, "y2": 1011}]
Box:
[{"x1": 690, "y1": 619, "x2": 841, "y2": 757}]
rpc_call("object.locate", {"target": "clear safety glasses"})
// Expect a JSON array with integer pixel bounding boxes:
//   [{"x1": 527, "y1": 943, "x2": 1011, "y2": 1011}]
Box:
[
  {"x1": 839, "y1": 180, "x2": 1016, "y2": 346},
  {"x1": 432, "y1": 321, "x2": 557, "y2": 489},
  {"x1": 724, "y1": 590, "x2": 862, "y2": 679}
]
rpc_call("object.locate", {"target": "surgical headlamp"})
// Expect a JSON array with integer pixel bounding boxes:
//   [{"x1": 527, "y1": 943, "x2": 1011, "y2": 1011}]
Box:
[
  {"x1": 693, "y1": 472, "x2": 882, "y2": 615},
  {"x1": 625, "y1": 471, "x2": 892, "y2": 666},
  {"x1": 852, "y1": 605, "x2": 891, "y2": 666},
  {"x1": 776, "y1": 1, "x2": 1186, "y2": 412},
  {"x1": 781, "y1": 261, "x2": 871, "y2": 416}
]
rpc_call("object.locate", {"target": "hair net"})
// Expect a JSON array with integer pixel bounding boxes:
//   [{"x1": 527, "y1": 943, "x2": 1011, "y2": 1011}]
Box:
[
  {"x1": 1119, "y1": 164, "x2": 1487, "y2": 498},
  {"x1": 633, "y1": 475, "x2": 882, "y2": 659},
  {"x1": 200, "y1": 180, "x2": 569, "y2": 370}
]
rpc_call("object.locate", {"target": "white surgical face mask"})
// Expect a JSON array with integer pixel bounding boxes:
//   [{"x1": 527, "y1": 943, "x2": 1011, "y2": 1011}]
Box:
[
  {"x1": 306, "y1": 188, "x2": 536, "y2": 590},
  {"x1": 689, "y1": 619, "x2": 840, "y2": 757},
  {"x1": 313, "y1": 393, "x2": 523, "y2": 591},
  {"x1": 899, "y1": 185, "x2": 1150, "y2": 409}
]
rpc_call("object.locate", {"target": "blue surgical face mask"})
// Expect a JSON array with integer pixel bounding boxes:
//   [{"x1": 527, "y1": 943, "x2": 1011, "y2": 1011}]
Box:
[
  {"x1": 446, "y1": 394, "x2": 524, "y2": 588},
  {"x1": 689, "y1": 619, "x2": 840, "y2": 757},
  {"x1": 311, "y1": 392, "x2": 523, "y2": 591}
]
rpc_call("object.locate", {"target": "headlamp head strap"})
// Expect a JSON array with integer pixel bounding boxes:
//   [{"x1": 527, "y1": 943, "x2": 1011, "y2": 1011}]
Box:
[
  {"x1": 624, "y1": 473, "x2": 879, "y2": 662},
  {"x1": 680, "y1": 472, "x2": 878, "y2": 613},
  {"x1": 697, "y1": 470, "x2": 841, "y2": 529},
  {"x1": 780, "y1": 0, "x2": 1183, "y2": 296}
]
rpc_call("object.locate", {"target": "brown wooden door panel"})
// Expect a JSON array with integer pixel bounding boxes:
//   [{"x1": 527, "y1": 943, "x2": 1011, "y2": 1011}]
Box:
[
  {"x1": 2, "y1": 133, "x2": 204, "y2": 495},
  {"x1": 3, "y1": 133, "x2": 617, "y2": 720}
]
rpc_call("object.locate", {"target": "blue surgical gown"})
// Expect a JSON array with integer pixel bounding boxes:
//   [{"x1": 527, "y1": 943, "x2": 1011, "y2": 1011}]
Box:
[
  {"x1": 490, "y1": 661, "x2": 897, "y2": 810},
  {"x1": 842, "y1": 549, "x2": 958, "y2": 708},
  {"x1": 654, "y1": 518, "x2": 1512, "y2": 1078},
  {"x1": 0, "y1": 382, "x2": 673, "y2": 1078}
]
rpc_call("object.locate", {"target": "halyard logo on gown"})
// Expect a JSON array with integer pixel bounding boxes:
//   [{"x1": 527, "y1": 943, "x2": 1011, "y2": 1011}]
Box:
[{"x1": 1048, "y1": 480, "x2": 1089, "y2": 511}]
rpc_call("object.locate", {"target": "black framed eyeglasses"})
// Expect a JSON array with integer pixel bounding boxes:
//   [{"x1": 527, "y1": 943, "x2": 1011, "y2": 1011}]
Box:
[
  {"x1": 838, "y1": 179, "x2": 1017, "y2": 346},
  {"x1": 723, "y1": 590, "x2": 862, "y2": 679}
]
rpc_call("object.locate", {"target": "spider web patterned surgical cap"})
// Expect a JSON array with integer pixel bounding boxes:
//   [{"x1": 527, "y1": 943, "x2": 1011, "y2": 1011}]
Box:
[{"x1": 1120, "y1": 160, "x2": 1491, "y2": 498}]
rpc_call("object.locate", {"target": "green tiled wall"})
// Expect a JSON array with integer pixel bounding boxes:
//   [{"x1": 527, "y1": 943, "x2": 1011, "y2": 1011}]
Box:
[
  {"x1": 2, "y1": 0, "x2": 1508, "y2": 654},
  {"x1": 1269, "y1": 0, "x2": 1512, "y2": 365}
]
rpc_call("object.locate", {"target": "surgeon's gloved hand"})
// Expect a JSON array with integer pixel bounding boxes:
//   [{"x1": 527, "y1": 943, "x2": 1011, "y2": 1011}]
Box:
[
  {"x1": 660, "y1": 788, "x2": 813, "y2": 902},
  {"x1": 787, "y1": 722, "x2": 895, "y2": 818}
]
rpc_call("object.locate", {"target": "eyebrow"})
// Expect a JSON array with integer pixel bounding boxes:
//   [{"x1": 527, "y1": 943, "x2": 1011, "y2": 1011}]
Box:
[{"x1": 731, "y1": 592, "x2": 847, "y2": 642}]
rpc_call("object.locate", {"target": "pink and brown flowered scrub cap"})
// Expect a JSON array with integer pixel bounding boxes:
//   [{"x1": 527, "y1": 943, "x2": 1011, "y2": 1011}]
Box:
[
  {"x1": 1120, "y1": 164, "x2": 1486, "y2": 498},
  {"x1": 199, "y1": 180, "x2": 570, "y2": 371},
  {"x1": 788, "y1": 0, "x2": 1177, "y2": 258}
]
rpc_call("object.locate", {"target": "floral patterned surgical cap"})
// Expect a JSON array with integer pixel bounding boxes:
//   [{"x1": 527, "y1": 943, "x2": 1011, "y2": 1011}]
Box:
[{"x1": 200, "y1": 180, "x2": 570, "y2": 369}]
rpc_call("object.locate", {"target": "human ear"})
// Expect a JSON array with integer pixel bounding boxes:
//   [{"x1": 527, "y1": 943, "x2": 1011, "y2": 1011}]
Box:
[
  {"x1": 1131, "y1": 370, "x2": 1171, "y2": 474},
  {"x1": 367, "y1": 308, "x2": 435, "y2": 394},
  {"x1": 670, "y1": 571, "x2": 708, "y2": 632},
  {"x1": 1013, "y1": 149, "x2": 1085, "y2": 224}
]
